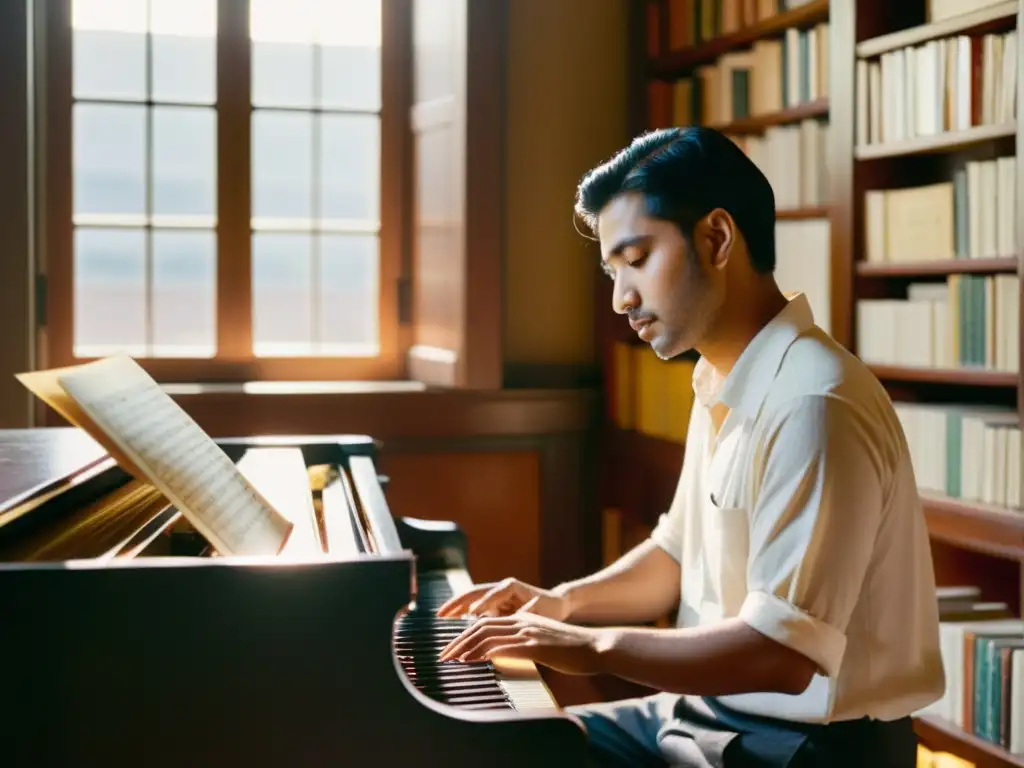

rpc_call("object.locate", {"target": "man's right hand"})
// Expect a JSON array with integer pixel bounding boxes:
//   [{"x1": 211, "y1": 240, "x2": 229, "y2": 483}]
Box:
[{"x1": 436, "y1": 577, "x2": 570, "y2": 621}]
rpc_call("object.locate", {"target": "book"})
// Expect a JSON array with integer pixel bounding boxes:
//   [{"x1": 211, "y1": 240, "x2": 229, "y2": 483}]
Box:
[{"x1": 16, "y1": 355, "x2": 294, "y2": 557}]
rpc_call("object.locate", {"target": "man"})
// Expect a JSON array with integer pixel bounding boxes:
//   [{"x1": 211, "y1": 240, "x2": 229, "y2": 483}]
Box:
[{"x1": 436, "y1": 126, "x2": 945, "y2": 767}]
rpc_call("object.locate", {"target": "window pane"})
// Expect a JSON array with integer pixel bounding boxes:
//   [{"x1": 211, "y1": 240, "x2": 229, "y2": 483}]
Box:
[
  {"x1": 153, "y1": 106, "x2": 216, "y2": 219},
  {"x1": 151, "y1": 0, "x2": 217, "y2": 105},
  {"x1": 74, "y1": 104, "x2": 146, "y2": 217},
  {"x1": 74, "y1": 228, "x2": 146, "y2": 357},
  {"x1": 72, "y1": 0, "x2": 147, "y2": 100},
  {"x1": 152, "y1": 230, "x2": 216, "y2": 357},
  {"x1": 252, "y1": 233, "x2": 313, "y2": 356},
  {"x1": 320, "y1": 114, "x2": 380, "y2": 224},
  {"x1": 319, "y1": 0, "x2": 382, "y2": 110},
  {"x1": 320, "y1": 235, "x2": 379, "y2": 353},
  {"x1": 250, "y1": 0, "x2": 315, "y2": 108},
  {"x1": 252, "y1": 111, "x2": 313, "y2": 223}
]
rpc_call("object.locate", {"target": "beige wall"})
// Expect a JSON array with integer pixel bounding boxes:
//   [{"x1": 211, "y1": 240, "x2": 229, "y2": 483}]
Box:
[{"x1": 503, "y1": 0, "x2": 630, "y2": 367}]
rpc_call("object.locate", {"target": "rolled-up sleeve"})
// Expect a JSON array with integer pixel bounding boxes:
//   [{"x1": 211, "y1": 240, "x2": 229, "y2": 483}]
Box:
[
  {"x1": 650, "y1": 471, "x2": 688, "y2": 562},
  {"x1": 738, "y1": 394, "x2": 886, "y2": 680}
]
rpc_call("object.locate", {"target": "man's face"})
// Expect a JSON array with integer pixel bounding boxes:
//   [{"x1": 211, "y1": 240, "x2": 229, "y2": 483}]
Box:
[{"x1": 597, "y1": 192, "x2": 725, "y2": 360}]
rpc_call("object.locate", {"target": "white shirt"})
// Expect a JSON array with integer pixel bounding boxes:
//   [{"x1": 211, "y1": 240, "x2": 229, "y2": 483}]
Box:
[{"x1": 650, "y1": 293, "x2": 945, "y2": 723}]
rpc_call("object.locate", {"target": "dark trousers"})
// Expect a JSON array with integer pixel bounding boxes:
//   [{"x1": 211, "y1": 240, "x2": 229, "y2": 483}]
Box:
[{"x1": 566, "y1": 693, "x2": 918, "y2": 768}]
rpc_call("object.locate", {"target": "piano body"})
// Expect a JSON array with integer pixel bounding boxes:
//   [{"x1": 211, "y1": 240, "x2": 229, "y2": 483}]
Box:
[{"x1": 0, "y1": 429, "x2": 588, "y2": 767}]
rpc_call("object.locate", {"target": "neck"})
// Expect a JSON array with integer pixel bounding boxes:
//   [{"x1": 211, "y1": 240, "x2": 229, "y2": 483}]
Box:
[{"x1": 696, "y1": 279, "x2": 788, "y2": 376}]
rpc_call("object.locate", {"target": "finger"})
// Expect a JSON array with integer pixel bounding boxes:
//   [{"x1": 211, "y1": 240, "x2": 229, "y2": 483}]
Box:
[
  {"x1": 436, "y1": 586, "x2": 488, "y2": 618},
  {"x1": 467, "y1": 583, "x2": 517, "y2": 617},
  {"x1": 460, "y1": 632, "x2": 527, "y2": 663},
  {"x1": 438, "y1": 617, "x2": 510, "y2": 661},
  {"x1": 516, "y1": 596, "x2": 541, "y2": 614},
  {"x1": 439, "y1": 617, "x2": 518, "y2": 661}
]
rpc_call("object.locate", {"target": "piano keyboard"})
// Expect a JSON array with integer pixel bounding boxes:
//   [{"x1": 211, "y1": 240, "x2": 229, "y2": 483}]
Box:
[{"x1": 395, "y1": 569, "x2": 559, "y2": 714}]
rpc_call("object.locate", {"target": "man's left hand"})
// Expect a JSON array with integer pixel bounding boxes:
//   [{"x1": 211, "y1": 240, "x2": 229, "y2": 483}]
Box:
[{"x1": 437, "y1": 602, "x2": 608, "y2": 676}]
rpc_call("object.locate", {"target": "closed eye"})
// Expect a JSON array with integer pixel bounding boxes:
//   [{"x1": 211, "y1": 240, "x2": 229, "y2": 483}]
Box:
[{"x1": 625, "y1": 249, "x2": 649, "y2": 269}]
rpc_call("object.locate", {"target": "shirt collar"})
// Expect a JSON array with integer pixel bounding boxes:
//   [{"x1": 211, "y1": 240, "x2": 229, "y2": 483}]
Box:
[{"x1": 691, "y1": 293, "x2": 815, "y2": 418}]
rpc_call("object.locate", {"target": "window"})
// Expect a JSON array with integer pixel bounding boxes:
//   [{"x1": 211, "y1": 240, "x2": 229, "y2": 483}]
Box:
[{"x1": 42, "y1": 0, "x2": 405, "y2": 381}]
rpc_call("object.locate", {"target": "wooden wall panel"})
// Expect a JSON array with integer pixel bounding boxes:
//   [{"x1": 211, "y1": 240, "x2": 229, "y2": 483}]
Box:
[
  {"x1": 408, "y1": 0, "x2": 504, "y2": 389},
  {"x1": 379, "y1": 450, "x2": 541, "y2": 586},
  {"x1": 503, "y1": 0, "x2": 629, "y2": 371},
  {"x1": 0, "y1": 0, "x2": 35, "y2": 429}
]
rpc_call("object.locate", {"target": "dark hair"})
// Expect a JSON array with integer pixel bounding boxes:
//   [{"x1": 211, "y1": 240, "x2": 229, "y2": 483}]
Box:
[{"x1": 574, "y1": 126, "x2": 776, "y2": 273}]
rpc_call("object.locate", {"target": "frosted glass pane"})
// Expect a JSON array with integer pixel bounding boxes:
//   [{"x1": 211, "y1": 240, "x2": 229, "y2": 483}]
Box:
[
  {"x1": 153, "y1": 106, "x2": 216, "y2": 218},
  {"x1": 252, "y1": 111, "x2": 313, "y2": 222},
  {"x1": 74, "y1": 104, "x2": 146, "y2": 216},
  {"x1": 72, "y1": 0, "x2": 146, "y2": 100},
  {"x1": 320, "y1": 44, "x2": 381, "y2": 111},
  {"x1": 74, "y1": 228, "x2": 146, "y2": 356},
  {"x1": 250, "y1": 0, "x2": 315, "y2": 108},
  {"x1": 318, "y1": 0, "x2": 381, "y2": 46},
  {"x1": 252, "y1": 233, "x2": 313, "y2": 355},
  {"x1": 152, "y1": 230, "x2": 216, "y2": 357},
  {"x1": 151, "y1": 0, "x2": 217, "y2": 104},
  {"x1": 319, "y1": 0, "x2": 381, "y2": 110},
  {"x1": 250, "y1": 0, "x2": 316, "y2": 42},
  {"x1": 252, "y1": 43, "x2": 314, "y2": 108},
  {"x1": 320, "y1": 235, "x2": 378, "y2": 353},
  {"x1": 320, "y1": 114, "x2": 380, "y2": 224}
]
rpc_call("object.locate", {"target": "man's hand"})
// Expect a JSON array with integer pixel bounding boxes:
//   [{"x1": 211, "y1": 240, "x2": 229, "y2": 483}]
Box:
[
  {"x1": 437, "y1": 605, "x2": 607, "y2": 676},
  {"x1": 436, "y1": 578, "x2": 570, "y2": 621}
]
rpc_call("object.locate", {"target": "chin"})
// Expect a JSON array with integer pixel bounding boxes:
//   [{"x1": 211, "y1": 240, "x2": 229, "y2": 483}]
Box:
[{"x1": 650, "y1": 333, "x2": 692, "y2": 361}]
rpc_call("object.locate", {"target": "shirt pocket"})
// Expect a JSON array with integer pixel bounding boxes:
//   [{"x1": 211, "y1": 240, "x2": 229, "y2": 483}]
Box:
[{"x1": 702, "y1": 501, "x2": 750, "y2": 616}]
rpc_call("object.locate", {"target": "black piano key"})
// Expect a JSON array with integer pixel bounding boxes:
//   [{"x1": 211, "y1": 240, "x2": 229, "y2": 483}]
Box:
[
  {"x1": 390, "y1": 569, "x2": 517, "y2": 712},
  {"x1": 401, "y1": 666, "x2": 505, "y2": 683},
  {"x1": 414, "y1": 678, "x2": 503, "y2": 693},
  {"x1": 442, "y1": 696, "x2": 509, "y2": 708}
]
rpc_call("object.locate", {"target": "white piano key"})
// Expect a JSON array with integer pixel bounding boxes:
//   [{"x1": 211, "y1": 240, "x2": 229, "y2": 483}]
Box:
[{"x1": 437, "y1": 568, "x2": 560, "y2": 713}]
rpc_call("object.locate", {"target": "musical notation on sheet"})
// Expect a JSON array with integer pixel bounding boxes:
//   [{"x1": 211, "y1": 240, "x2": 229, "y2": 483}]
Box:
[{"x1": 57, "y1": 356, "x2": 292, "y2": 556}]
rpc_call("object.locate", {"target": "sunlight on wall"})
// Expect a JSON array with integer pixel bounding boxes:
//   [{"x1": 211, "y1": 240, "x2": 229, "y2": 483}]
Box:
[{"x1": 504, "y1": 0, "x2": 630, "y2": 367}]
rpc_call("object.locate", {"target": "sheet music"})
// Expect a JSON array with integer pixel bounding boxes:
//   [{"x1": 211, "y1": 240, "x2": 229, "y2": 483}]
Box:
[
  {"x1": 15, "y1": 364, "x2": 148, "y2": 479},
  {"x1": 56, "y1": 355, "x2": 293, "y2": 556}
]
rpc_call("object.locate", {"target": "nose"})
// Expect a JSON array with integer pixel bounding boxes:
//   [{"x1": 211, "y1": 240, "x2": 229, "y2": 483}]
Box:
[{"x1": 612, "y1": 274, "x2": 639, "y2": 316}]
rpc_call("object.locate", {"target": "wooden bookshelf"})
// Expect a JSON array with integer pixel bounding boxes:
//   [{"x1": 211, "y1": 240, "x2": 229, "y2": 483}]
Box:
[
  {"x1": 856, "y1": 0, "x2": 1018, "y2": 58},
  {"x1": 922, "y1": 492, "x2": 1024, "y2": 561},
  {"x1": 869, "y1": 365, "x2": 1019, "y2": 387},
  {"x1": 855, "y1": 122, "x2": 1017, "y2": 160},
  {"x1": 616, "y1": 1, "x2": 1024, "y2": 766},
  {"x1": 648, "y1": 0, "x2": 829, "y2": 77},
  {"x1": 777, "y1": 205, "x2": 830, "y2": 220},
  {"x1": 856, "y1": 257, "x2": 1019, "y2": 276},
  {"x1": 846, "y1": 2, "x2": 1024, "y2": 765},
  {"x1": 710, "y1": 97, "x2": 829, "y2": 134},
  {"x1": 915, "y1": 715, "x2": 1024, "y2": 768}
]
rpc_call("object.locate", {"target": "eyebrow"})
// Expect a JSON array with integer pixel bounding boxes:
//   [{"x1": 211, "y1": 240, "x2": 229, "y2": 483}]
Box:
[
  {"x1": 601, "y1": 234, "x2": 651, "y2": 275},
  {"x1": 606, "y1": 234, "x2": 651, "y2": 258}
]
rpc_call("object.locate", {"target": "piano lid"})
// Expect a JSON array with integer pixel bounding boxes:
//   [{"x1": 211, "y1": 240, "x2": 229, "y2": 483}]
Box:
[{"x1": 0, "y1": 428, "x2": 111, "y2": 518}]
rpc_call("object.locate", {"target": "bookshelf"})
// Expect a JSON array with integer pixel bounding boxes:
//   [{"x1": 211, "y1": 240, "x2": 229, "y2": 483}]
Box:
[{"x1": 601, "y1": 1, "x2": 1024, "y2": 766}]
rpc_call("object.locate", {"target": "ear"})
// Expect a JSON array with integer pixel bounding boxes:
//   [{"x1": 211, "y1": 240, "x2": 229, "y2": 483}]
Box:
[{"x1": 698, "y1": 208, "x2": 735, "y2": 270}]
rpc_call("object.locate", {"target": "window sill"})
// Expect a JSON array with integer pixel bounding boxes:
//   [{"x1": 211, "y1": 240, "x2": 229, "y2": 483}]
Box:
[
  {"x1": 161, "y1": 380, "x2": 428, "y2": 397},
  {"x1": 160, "y1": 381, "x2": 600, "y2": 439}
]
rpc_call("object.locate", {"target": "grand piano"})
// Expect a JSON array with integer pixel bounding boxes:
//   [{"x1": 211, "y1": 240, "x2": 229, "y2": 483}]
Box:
[{"x1": 0, "y1": 428, "x2": 588, "y2": 766}]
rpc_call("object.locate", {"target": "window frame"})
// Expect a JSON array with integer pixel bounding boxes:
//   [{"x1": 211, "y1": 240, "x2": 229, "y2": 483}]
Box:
[{"x1": 37, "y1": 0, "x2": 411, "y2": 383}]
